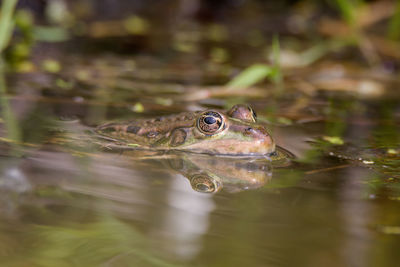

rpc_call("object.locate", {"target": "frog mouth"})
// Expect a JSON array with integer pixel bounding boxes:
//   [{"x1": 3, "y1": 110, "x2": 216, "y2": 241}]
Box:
[{"x1": 175, "y1": 140, "x2": 274, "y2": 156}]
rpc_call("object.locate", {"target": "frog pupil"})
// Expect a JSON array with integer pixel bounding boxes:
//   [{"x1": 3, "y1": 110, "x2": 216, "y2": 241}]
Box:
[{"x1": 204, "y1": 116, "x2": 216, "y2": 124}]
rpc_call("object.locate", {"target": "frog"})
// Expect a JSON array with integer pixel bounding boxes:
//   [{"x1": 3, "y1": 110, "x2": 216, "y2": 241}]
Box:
[{"x1": 95, "y1": 104, "x2": 278, "y2": 157}]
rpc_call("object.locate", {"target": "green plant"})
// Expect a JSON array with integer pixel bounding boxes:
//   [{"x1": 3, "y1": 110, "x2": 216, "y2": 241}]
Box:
[
  {"x1": 0, "y1": 0, "x2": 21, "y2": 147},
  {"x1": 226, "y1": 36, "x2": 282, "y2": 89},
  {"x1": 0, "y1": 0, "x2": 18, "y2": 52}
]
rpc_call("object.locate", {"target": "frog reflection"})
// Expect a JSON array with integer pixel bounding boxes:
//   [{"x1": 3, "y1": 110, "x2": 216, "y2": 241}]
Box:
[
  {"x1": 164, "y1": 152, "x2": 274, "y2": 193},
  {"x1": 94, "y1": 104, "x2": 293, "y2": 192}
]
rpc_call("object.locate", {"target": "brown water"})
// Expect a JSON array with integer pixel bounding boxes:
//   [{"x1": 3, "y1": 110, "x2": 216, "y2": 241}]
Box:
[
  {"x1": 0, "y1": 11, "x2": 399, "y2": 263},
  {"x1": 0, "y1": 73, "x2": 399, "y2": 267},
  {"x1": 0, "y1": 145, "x2": 399, "y2": 267}
]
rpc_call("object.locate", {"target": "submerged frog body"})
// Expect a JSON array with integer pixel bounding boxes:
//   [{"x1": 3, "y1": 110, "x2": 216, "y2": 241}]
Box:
[{"x1": 96, "y1": 105, "x2": 275, "y2": 156}]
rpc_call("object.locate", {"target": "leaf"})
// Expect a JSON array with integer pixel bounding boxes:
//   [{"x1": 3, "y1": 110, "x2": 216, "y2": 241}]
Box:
[
  {"x1": 227, "y1": 64, "x2": 273, "y2": 89},
  {"x1": 0, "y1": 0, "x2": 18, "y2": 52},
  {"x1": 322, "y1": 136, "x2": 344, "y2": 145}
]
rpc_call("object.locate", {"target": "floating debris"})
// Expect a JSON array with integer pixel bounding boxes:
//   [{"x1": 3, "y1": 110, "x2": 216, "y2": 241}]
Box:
[{"x1": 322, "y1": 136, "x2": 344, "y2": 145}]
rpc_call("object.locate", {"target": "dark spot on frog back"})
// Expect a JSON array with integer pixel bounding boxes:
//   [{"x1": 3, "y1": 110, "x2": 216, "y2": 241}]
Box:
[
  {"x1": 97, "y1": 123, "x2": 120, "y2": 133},
  {"x1": 127, "y1": 125, "x2": 141, "y2": 134},
  {"x1": 99, "y1": 126, "x2": 117, "y2": 133},
  {"x1": 169, "y1": 129, "x2": 187, "y2": 146}
]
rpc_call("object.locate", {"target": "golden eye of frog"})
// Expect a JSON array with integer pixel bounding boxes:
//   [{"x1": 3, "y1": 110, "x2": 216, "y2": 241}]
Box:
[{"x1": 95, "y1": 104, "x2": 275, "y2": 156}]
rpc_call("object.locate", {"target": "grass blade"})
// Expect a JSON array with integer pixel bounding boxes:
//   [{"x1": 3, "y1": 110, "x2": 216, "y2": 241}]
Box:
[
  {"x1": 226, "y1": 64, "x2": 273, "y2": 89},
  {"x1": 0, "y1": 0, "x2": 18, "y2": 52}
]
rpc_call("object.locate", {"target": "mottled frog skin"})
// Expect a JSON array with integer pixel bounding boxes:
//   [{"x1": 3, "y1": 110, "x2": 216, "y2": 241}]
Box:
[{"x1": 95, "y1": 104, "x2": 275, "y2": 156}]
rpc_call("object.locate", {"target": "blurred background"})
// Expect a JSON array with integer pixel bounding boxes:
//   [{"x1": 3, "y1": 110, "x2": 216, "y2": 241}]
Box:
[{"x1": 0, "y1": 0, "x2": 399, "y2": 266}]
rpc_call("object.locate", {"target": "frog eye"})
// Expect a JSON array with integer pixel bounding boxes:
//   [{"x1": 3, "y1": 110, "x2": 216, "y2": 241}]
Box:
[{"x1": 197, "y1": 111, "x2": 225, "y2": 135}]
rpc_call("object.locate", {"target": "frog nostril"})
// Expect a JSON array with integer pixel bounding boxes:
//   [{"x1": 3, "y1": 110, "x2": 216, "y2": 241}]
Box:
[
  {"x1": 147, "y1": 131, "x2": 159, "y2": 138},
  {"x1": 244, "y1": 127, "x2": 254, "y2": 135}
]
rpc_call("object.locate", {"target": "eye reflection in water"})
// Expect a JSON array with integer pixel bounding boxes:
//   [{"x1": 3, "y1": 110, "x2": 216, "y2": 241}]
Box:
[{"x1": 189, "y1": 173, "x2": 222, "y2": 193}]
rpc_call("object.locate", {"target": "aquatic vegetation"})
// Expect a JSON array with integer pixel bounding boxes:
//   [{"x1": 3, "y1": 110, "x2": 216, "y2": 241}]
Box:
[
  {"x1": 0, "y1": 0, "x2": 17, "y2": 53},
  {"x1": 333, "y1": 0, "x2": 363, "y2": 27},
  {"x1": 0, "y1": 0, "x2": 21, "y2": 151},
  {"x1": 227, "y1": 36, "x2": 282, "y2": 89},
  {"x1": 0, "y1": 1, "x2": 398, "y2": 266},
  {"x1": 0, "y1": 214, "x2": 179, "y2": 267}
]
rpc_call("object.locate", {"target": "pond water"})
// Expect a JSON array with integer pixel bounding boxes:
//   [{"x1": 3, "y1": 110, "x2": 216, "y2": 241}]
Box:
[
  {"x1": 0, "y1": 3, "x2": 400, "y2": 261},
  {"x1": 0, "y1": 54, "x2": 399, "y2": 267}
]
